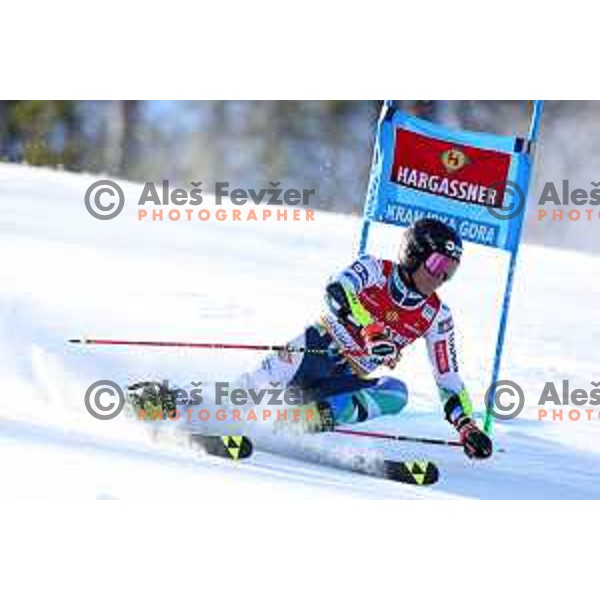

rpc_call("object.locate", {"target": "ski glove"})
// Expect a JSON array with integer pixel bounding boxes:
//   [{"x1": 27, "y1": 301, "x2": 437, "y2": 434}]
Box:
[
  {"x1": 444, "y1": 392, "x2": 492, "y2": 459},
  {"x1": 361, "y1": 322, "x2": 400, "y2": 368},
  {"x1": 454, "y1": 416, "x2": 493, "y2": 459}
]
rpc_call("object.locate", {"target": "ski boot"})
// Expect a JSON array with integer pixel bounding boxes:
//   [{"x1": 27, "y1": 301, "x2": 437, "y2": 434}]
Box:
[
  {"x1": 126, "y1": 380, "x2": 179, "y2": 421},
  {"x1": 273, "y1": 397, "x2": 336, "y2": 435}
]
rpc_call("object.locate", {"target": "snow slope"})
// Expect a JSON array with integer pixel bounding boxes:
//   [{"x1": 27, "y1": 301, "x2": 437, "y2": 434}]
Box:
[{"x1": 1, "y1": 163, "x2": 599, "y2": 499}]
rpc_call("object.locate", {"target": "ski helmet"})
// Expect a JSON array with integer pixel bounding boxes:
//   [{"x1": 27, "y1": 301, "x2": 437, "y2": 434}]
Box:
[{"x1": 398, "y1": 218, "x2": 463, "y2": 275}]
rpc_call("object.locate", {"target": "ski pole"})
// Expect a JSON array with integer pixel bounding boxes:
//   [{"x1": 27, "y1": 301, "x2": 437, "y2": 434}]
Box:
[
  {"x1": 334, "y1": 427, "x2": 505, "y2": 452},
  {"x1": 68, "y1": 337, "x2": 364, "y2": 356},
  {"x1": 334, "y1": 427, "x2": 464, "y2": 447}
]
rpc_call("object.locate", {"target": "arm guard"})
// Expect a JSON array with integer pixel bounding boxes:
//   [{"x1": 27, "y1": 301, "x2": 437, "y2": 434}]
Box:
[
  {"x1": 325, "y1": 280, "x2": 373, "y2": 329},
  {"x1": 324, "y1": 254, "x2": 383, "y2": 329}
]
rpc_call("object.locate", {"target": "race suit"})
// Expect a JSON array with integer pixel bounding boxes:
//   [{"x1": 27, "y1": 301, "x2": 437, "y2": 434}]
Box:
[{"x1": 236, "y1": 254, "x2": 472, "y2": 426}]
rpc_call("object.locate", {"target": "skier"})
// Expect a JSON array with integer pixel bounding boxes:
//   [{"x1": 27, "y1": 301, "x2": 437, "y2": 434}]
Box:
[{"x1": 236, "y1": 217, "x2": 493, "y2": 459}]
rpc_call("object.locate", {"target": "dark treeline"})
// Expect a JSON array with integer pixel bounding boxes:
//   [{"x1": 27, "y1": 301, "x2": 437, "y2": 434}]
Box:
[{"x1": 0, "y1": 100, "x2": 146, "y2": 176}]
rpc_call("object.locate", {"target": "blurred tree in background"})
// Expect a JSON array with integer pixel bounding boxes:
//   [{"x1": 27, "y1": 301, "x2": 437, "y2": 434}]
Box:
[
  {"x1": 0, "y1": 100, "x2": 83, "y2": 166},
  {"x1": 1, "y1": 100, "x2": 599, "y2": 251}
]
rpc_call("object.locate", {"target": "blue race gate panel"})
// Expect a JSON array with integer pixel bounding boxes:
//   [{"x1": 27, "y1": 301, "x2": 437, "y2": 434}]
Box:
[{"x1": 358, "y1": 101, "x2": 544, "y2": 434}]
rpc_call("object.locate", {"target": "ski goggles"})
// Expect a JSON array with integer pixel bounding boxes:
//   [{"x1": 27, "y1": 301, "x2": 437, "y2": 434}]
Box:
[{"x1": 424, "y1": 252, "x2": 460, "y2": 281}]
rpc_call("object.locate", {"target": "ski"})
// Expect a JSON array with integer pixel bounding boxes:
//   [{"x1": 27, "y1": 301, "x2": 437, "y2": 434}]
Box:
[
  {"x1": 124, "y1": 381, "x2": 253, "y2": 462},
  {"x1": 336, "y1": 452, "x2": 439, "y2": 485},
  {"x1": 253, "y1": 435, "x2": 440, "y2": 485},
  {"x1": 189, "y1": 432, "x2": 435, "y2": 480},
  {"x1": 382, "y1": 459, "x2": 439, "y2": 485},
  {"x1": 189, "y1": 434, "x2": 253, "y2": 461}
]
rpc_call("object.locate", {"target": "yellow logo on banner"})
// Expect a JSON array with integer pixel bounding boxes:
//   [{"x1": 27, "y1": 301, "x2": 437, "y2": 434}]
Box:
[{"x1": 441, "y1": 148, "x2": 469, "y2": 173}]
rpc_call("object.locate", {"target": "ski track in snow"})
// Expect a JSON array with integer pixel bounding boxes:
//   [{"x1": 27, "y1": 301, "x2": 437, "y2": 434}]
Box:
[{"x1": 2, "y1": 163, "x2": 600, "y2": 499}]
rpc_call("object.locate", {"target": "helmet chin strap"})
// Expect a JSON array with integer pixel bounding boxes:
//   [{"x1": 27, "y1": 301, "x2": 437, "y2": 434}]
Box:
[{"x1": 394, "y1": 264, "x2": 427, "y2": 298}]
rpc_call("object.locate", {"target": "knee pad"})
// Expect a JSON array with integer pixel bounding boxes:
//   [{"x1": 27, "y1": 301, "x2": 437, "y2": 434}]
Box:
[
  {"x1": 324, "y1": 377, "x2": 408, "y2": 424},
  {"x1": 369, "y1": 377, "x2": 409, "y2": 415}
]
